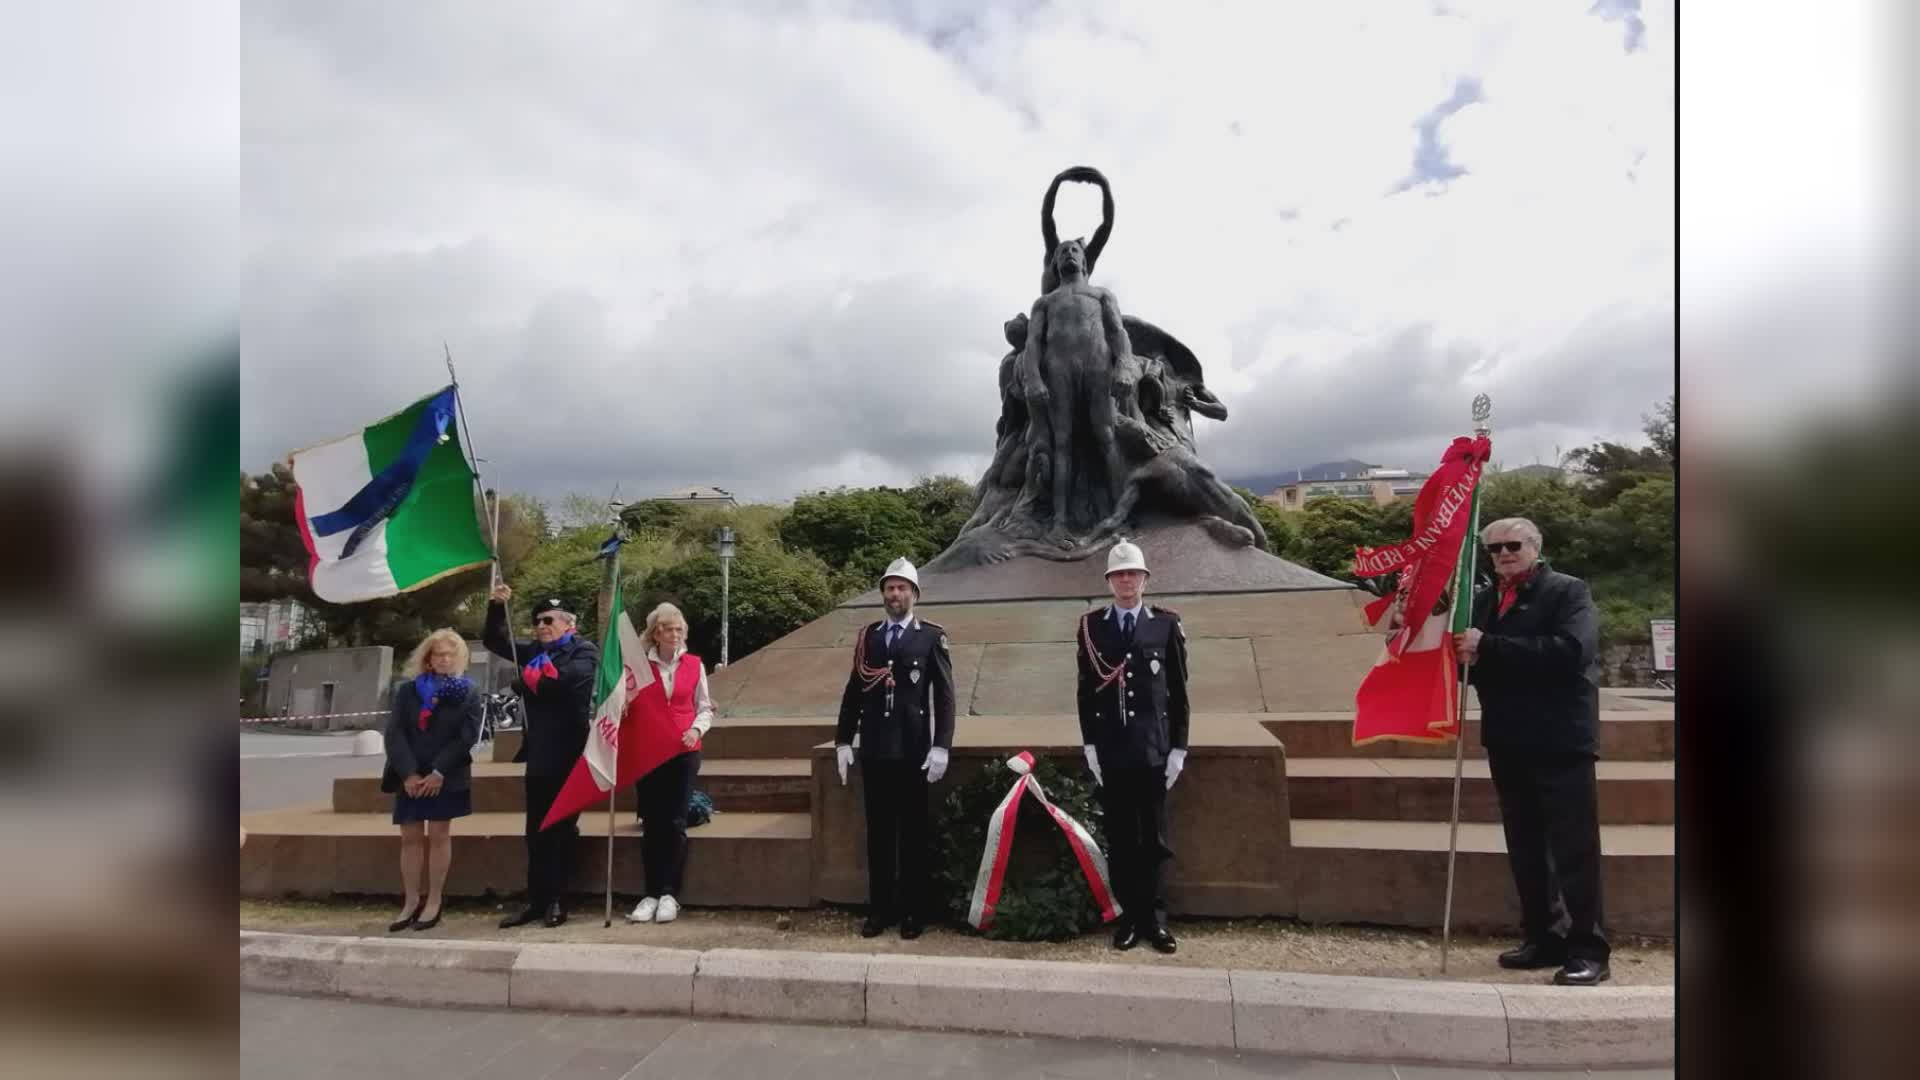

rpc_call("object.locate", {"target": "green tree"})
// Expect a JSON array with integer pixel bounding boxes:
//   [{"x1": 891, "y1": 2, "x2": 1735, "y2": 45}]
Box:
[
  {"x1": 1291, "y1": 497, "x2": 1404, "y2": 582},
  {"x1": 1643, "y1": 394, "x2": 1676, "y2": 466},
  {"x1": 1561, "y1": 440, "x2": 1670, "y2": 506},
  {"x1": 779, "y1": 487, "x2": 933, "y2": 584},
  {"x1": 620, "y1": 499, "x2": 688, "y2": 537},
  {"x1": 1232, "y1": 486, "x2": 1298, "y2": 559},
  {"x1": 240, "y1": 465, "x2": 308, "y2": 602},
  {"x1": 635, "y1": 540, "x2": 838, "y2": 663},
  {"x1": 904, "y1": 475, "x2": 978, "y2": 558}
]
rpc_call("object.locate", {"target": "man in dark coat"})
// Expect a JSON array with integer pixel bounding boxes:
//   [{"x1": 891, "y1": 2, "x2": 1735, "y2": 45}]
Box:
[
  {"x1": 834, "y1": 557, "x2": 956, "y2": 940},
  {"x1": 1455, "y1": 517, "x2": 1609, "y2": 985},
  {"x1": 484, "y1": 584, "x2": 598, "y2": 928},
  {"x1": 1077, "y1": 539, "x2": 1190, "y2": 955}
]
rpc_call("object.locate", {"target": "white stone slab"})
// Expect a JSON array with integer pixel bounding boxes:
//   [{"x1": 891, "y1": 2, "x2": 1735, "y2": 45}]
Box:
[
  {"x1": 1230, "y1": 970, "x2": 1509, "y2": 1064},
  {"x1": 692, "y1": 948, "x2": 868, "y2": 1024},
  {"x1": 333, "y1": 936, "x2": 517, "y2": 1008},
  {"x1": 1501, "y1": 984, "x2": 1674, "y2": 1067},
  {"x1": 867, "y1": 955, "x2": 1236, "y2": 1049},
  {"x1": 511, "y1": 943, "x2": 697, "y2": 1015}
]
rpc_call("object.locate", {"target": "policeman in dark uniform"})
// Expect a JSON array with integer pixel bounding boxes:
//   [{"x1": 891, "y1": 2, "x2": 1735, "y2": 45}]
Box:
[
  {"x1": 483, "y1": 584, "x2": 599, "y2": 929},
  {"x1": 834, "y1": 557, "x2": 955, "y2": 940},
  {"x1": 1077, "y1": 540, "x2": 1189, "y2": 954}
]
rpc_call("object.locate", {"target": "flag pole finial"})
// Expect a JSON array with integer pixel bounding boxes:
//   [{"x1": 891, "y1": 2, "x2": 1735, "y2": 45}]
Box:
[{"x1": 1471, "y1": 393, "x2": 1492, "y2": 436}]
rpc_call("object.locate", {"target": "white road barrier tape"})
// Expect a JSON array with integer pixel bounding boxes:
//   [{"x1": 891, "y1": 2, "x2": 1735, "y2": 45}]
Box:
[{"x1": 240, "y1": 711, "x2": 388, "y2": 724}]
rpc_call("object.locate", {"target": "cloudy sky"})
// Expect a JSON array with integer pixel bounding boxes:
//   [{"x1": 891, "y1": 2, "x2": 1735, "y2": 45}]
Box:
[{"x1": 240, "y1": 0, "x2": 1675, "y2": 502}]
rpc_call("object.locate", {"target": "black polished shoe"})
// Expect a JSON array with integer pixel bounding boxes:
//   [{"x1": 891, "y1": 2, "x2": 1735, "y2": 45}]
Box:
[
  {"x1": 1553, "y1": 958, "x2": 1611, "y2": 986},
  {"x1": 389, "y1": 902, "x2": 423, "y2": 933},
  {"x1": 1147, "y1": 926, "x2": 1179, "y2": 955},
  {"x1": 860, "y1": 915, "x2": 892, "y2": 939},
  {"x1": 410, "y1": 905, "x2": 442, "y2": 932},
  {"x1": 499, "y1": 905, "x2": 541, "y2": 929},
  {"x1": 899, "y1": 916, "x2": 924, "y2": 941},
  {"x1": 1497, "y1": 941, "x2": 1567, "y2": 970},
  {"x1": 1111, "y1": 925, "x2": 1141, "y2": 951},
  {"x1": 543, "y1": 902, "x2": 568, "y2": 928}
]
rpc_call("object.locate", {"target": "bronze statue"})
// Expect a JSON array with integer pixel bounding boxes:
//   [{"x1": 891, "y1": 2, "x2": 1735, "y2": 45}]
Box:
[{"x1": 925, "y1": 167, "x2": 1264, "y2": 570}]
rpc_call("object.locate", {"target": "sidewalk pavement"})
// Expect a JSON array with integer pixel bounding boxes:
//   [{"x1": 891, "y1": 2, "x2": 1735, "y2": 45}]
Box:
[
  {"x1": 241, "y1": 931, "x2": 1673, "y2": 1070},
  {"x1": 242, "y1": 991, "x2": 1674, "y2": 1079}
]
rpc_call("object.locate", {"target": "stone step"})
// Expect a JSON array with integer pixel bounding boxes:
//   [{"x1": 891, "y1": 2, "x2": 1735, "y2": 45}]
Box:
[
  {"x1": 240, "y1": 805, "x2": 812, "y2": 908},
  {"x1": 490, "y1": 718, "x2": 838, "y2": 764},
  {"x1": 333, "y1": 760, "x2": 813, "y2": 815},
  {"x1": 1286, "y1": 759, "x2": 1674, "y2": 825},
  {"x1": 1288, "y1": 819, "x2": 1673, "y2": 937},
  {"x1": 1262, "y1": 712, "x2": 1674, "y2": 761}
]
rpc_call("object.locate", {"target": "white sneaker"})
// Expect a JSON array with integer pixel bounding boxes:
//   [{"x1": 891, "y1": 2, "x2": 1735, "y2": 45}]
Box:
[
  {"x1": 655, "y1": 895, "x2": 680, "y2": 923},
  {"x1": 627, "y1": 897, "x2": 659, "y2": 923}
]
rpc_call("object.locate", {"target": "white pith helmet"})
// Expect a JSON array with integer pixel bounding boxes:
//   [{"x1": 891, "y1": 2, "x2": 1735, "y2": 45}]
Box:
[
  {"x1": 1105, "y1": 539, "x2": 1149, "y2": 577},
  {"x1": 881, "y1": 556, "x2": 921, "y2": 592}
]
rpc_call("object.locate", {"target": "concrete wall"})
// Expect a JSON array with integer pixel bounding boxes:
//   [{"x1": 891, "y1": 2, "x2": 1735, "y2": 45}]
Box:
[{"x1": 264, "y1": 647, "x2": 394, "y2": 730}]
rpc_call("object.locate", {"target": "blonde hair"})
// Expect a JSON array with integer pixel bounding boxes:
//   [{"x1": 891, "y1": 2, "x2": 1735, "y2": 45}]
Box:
[
  {"x1": 402, "y1": 628, "x2": 471, "y2": 678},
  {"x1": 642, "y1": 602, "x2": 689, "y2": 653}
]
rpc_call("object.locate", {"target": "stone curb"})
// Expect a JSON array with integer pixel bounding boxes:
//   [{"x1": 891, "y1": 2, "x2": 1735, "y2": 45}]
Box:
[{"x1": 238, "y1": 931, "x2": 1672, "y2": 1067}]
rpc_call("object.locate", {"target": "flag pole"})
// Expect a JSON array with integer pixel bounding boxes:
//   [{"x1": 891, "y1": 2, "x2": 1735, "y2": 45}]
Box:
[
  {"x1": 1440, "y1": 394, "x2": 1492, "y2": 975},
  {"x1": 603, "y1": 501, "x2": 624, "y2": 928},
  {"x1": 445, "y1": 345, "x2": 518, "y2": 672}
]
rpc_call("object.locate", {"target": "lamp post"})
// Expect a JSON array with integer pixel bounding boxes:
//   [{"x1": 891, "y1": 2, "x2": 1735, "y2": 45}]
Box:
[{"x1": 716, "y1": 526, "x2": 736, "y2": 666}]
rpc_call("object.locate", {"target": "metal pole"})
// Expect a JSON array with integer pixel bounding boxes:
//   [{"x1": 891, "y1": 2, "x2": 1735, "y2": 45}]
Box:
[
  {"x1": 1439, "y1": 660, "x2": 1473, "y2": 973},
  {"x1": 720, "y1": 552, "x2": 732, "y2": 667},
  {"x1": 1440, "y1": 393, "x2": 1492, "y2": 975},
  {"x1": 446, "y1": 345, "x2": 516, "y2": 671},
  {"x1": 604, "y1": 528, "x2": 622, "y2": 928}
]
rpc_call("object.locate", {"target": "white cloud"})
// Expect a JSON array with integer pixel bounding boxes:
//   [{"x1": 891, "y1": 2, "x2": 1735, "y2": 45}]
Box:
[{"x1": 242, "y1": 0, "x2": 1673, "y2": 500}]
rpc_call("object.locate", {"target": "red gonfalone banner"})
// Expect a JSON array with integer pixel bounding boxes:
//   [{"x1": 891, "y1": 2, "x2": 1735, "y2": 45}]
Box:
[{"x1": 1349, "y1": 434, "x2": 1491, "y2": 745}]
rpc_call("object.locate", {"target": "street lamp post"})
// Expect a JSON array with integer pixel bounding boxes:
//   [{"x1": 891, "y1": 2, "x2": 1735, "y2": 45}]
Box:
[{"x1": 716, "y1": 526, "x2": 736, "y2": 666}]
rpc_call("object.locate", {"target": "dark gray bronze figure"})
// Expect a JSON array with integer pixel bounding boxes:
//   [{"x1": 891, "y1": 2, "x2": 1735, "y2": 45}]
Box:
[{"x1": 927, "y1": 167, "x2": 1265, "y2": 570}]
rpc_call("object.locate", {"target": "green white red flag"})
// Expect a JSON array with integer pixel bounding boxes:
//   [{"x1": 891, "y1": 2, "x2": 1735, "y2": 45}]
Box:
[
  {"x1": 289, "y1": 385, "x2": 491, "y2": 603},
  {"x1": 539, "y1": 576, "x2": 688, "y2": 830},
  {"x1": 1349, "y1": 434, "x2": 1491, "y2": 745}
]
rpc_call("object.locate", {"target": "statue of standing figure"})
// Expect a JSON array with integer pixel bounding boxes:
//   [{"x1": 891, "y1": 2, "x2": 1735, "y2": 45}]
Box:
[{"x1": 926, "y1": 167, "x2": 1266, "y2": 571}]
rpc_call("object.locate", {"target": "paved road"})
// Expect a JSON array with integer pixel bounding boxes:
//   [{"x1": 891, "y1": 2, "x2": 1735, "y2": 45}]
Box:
[
  {"x1": 240, "y1": 730, "x2": 451, "y2": 812},
  {"x1": 242, "y1": 992, "x2": 1669, "y2": 1079}
]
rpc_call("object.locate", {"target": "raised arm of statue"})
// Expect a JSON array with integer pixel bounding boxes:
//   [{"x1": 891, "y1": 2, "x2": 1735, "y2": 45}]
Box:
[
  {"x1": 1041, "y1": 166, "x2": 1115, "y2": 282},
  {"x1": 1182, "y1": 382, "x2": 1228, "y2": 422}
]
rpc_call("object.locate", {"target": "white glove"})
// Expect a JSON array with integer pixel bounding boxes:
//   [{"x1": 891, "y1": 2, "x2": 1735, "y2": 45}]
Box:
[
  {"x1": 922, "y1": 747, "x2": 949, "y2": 783},
  {"x1": 1165, "y1": 748, "x2": 1187, "y2": 790},
  {"x1": 1083, "y1": 744, "x2": 1103, "y2": 787},
  {"x1": 835, "y1": 744, "x2": 854, "y2": 786}
]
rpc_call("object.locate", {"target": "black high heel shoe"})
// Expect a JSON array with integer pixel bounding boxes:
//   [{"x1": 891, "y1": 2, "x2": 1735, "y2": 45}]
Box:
[
  {"x1": 389, "y1": 901, "x2": 424, "y2": 933},
  {"x1": 411, "y1": 904, "x2": 442, "y2": 932}
]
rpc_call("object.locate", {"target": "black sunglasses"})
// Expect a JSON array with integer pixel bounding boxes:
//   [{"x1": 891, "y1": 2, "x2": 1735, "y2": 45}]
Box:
[
  {"x1": 535, "y1": 614, "x2": 565, "y2": 626},
  {"x1": 1485, "y1": 541, "x2": 1527, "y2": 554}
]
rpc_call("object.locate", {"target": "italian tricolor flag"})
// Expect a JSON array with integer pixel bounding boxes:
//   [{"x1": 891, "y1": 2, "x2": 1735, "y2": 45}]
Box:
[
  {"x1": 539, "y1": 576, "x2": 688, "y2": 830},
  {"x1": 289, "y1": 385, "x2": 492, "y2": 603},
  {"x1": 1351, "y1": 434, "x2": 1491, "y2": 745}
]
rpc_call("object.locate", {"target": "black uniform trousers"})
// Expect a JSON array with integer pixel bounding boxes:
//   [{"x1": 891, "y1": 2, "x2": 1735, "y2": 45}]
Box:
[
  {"x1": 1487, "y1": 748, "x2": 1610, "y2": 962},
  {"x1": 1099, "y1": 764, "x2": 1171, "y2": 933},
  {"x1": 635, "y1": 750, "x2": 701, "y2": 898},
  {"x1": 861, "y1": 759, "x2": 930, "y2": 919},
  {"x1": 522, "y1": 773, "x2": 578, "y2": 909}
]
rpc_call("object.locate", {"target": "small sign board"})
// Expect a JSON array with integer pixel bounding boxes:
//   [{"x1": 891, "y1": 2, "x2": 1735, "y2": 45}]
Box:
[{"x1": 1650, "y1": 619, "x2": 1676, "y2": 672}]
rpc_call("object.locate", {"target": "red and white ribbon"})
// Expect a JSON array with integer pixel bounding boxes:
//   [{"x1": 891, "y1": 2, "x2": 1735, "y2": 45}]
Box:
[{"x1": 966, "y1": 750, "x2": 1122, "y2": 931}]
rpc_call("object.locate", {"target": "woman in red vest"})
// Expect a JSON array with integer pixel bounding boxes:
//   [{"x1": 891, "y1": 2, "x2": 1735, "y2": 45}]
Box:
[{"x1": 626, "y1": 603, "x2": 712, "y2": 924}]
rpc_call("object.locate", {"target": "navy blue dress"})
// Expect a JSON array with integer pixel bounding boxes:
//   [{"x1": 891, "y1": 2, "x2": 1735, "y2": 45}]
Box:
[{"x1": 383, "y1": 680, "x2": 482, "y2": 824}]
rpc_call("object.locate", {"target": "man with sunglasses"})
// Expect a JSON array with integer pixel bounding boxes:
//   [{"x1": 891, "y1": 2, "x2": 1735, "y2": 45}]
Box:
[
  {"x1": 484, "y1": 584, "x2": 600, "y2": 929},
  {"x1": 1453, "y1": 518, "x2": 1608, "y2": 986}
]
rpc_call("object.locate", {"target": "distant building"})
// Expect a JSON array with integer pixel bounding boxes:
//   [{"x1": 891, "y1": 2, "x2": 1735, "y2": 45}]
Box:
[
  {"x1": 1264, "y1": 466, "x2": 1427, "y2": 511},
  {"x1": 240, "y1": 597, "x2": 314, "y2": 658},
  {"x1": 645, "y1": 485, "x2": 737, "y2": 508}
]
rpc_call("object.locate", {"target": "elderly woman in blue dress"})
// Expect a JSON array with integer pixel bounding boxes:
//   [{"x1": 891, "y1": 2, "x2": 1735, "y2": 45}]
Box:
[{"x1": 383, "y1": 628, "x2": 482, "y2": 932}]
